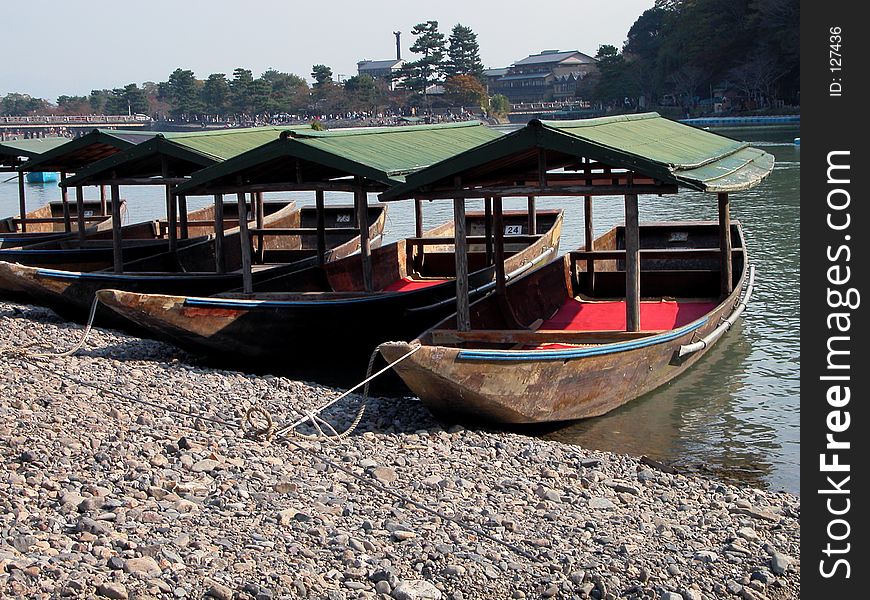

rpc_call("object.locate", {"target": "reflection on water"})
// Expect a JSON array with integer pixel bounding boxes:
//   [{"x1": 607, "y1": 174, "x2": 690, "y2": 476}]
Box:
[{"x1": 0, "y1": 126, "x2": 800, "y2": 493}]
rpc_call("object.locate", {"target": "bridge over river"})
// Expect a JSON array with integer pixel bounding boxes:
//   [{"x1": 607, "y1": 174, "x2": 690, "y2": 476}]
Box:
[{"x1": 0, "y1": 114, "x2": 153, "y2": 140}]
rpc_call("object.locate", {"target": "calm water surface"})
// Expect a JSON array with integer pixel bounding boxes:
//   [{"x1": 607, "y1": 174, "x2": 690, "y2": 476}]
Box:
[{"x1": 0, "y1": 125, "x2": 800, "y2": 493}]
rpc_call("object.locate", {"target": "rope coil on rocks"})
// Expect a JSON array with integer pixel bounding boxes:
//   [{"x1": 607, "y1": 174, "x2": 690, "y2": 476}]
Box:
[{"x1": 0, "y1": 295, "x2": 99, "y2": 359}]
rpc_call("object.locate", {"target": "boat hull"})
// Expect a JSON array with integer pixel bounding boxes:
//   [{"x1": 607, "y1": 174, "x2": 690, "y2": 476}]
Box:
[
  {"x1": 94, "y1": 210, "x2": 563, "y2": 381},
  {"x1": 0, "y1": 204, "x2": 386, "y2": 332},
  {"x1": 380, "y1": 221, "x2": 749, "y2": 424}
]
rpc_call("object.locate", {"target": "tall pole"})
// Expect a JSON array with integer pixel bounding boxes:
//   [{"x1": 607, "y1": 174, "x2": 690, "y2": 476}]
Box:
[
  {"x1": 214, "y1": 194, "x2": 225, "y2": 273},
  {"x1": 527, "y1": 195, "x2": 537, "y2": 235},
  {"x1": 315, "y1": 189, "x2": 326, "y2": 266},
  {"x1": 493, "y1": 196, "x2": 507, "y2": 297},
  {"x1": 236, "y1": 191, "x2": 253, "y2": 293},
  {"x1": 624, "y1": 193, "x2": 640, "y2": 332},
  {"x1": 111, "y1": 184, "x2": 123, "y2": 273},
  {"x1": 356, "y1": 179, "x2": 373, "y2": 292},
  {"x1": 255, "y1": 192, "x2": 265, "y2": 263},
  {"x1": 584, "y1": 195, "x2": 594, "y2": 295},
  {"x1": 17, "y1": 171, "x2": 26, "y2": 233},
  {"x1": 414, "y1": 198, "x2": 424, "y2": 238},
  {"x1": 718, "y1": 192, "x2": 733, "y2": 296},
  {"x1": 178, "y1": 194, "x2": 189, "y2": 239},
  {"x1": 100, "y1": 185, "x2": 108, "y2": 216},
  {"x1": 60, "y1": 172, "x2": 72, "y2": 233},
  {"x1": 453, "y1": 196, "x2": 470, "y2": 332},
  {"x1": 166, "y1": 184, "x2": 178, "y2": 254},
  {"x1": 484, "y1": 197, "x2": 493, "y2": 266},
  {"x1": 75, "y1": 186, "x2": 86, "y2": 241}
]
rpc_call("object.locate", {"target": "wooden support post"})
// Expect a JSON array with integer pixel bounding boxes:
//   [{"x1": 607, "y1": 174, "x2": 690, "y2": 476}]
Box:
[
  {"x1": 100, "y1": 185, "x2": 108, "y2": 216},
  {"x1": 624, "y1": 193, "x2": 640, "y2": 332},
  {"x1": 584, "y1": 195, "x2": 594, "y2": 295},
  {"x1": 453, "y1": 196, "x2": 471, "y2": 332},
  {"x1": 414, "y1": 198, "x2": 424, "y2": 238},
  {"x1": 493, "y1": 196, "x2": 507, "y2": 297},
  {"x1": 484, "y1": 197, "x2": 493, "y2": 266},
  {"x1": 718, "y1": 192, "x2": 733, "y2": 296},
  {"x1": 527, "y1": 195, "x2": 537, "y2": 234},
  {"x1": 17, "y1": 171, "x2": 26, "y2": 233},
  {"x1": 254, "y1": 192, "x2": 265, "y2": 263},
  {"x1": 166, "y1": 184, "x2": 178, "y2": 254},
  {"x1": 236, "y1": 191, "x2": 253, "y2": 294},
  {"x1": 75, "y1": 186, "x2": 86, "y2": 241},
  {"x1": 355, "y1": 180, "x2": 373, "y2": 292},
  {"x1": 315, "y1": 189, "x2": 326, "y2": 266},
  {"x1": 111, "y1": 184, "x2": 123, "y2": 273},
  {"x1": 60, "y1": 172, "x2": 71, "y2": 232},
  {"x1": 178, "y1": 194, "x2": 188, "y2": 239},
  {"x1": 214, "y1": 194, "x2": 226, "y2": 273}
]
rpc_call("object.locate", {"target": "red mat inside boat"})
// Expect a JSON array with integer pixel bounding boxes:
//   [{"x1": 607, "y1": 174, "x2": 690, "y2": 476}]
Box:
[
  {"x1": 383, "y1": 277, "x2": 450, "y2": 292},
  {"x1": 540, "y1": 298, "x2": 718, "y2": 332}
]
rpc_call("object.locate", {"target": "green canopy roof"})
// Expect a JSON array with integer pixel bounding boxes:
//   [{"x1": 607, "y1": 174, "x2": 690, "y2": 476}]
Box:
[
  {"x1": 1, "y1": 137, "x2": 69, "y2": 169},
  {"x1": 175, "y1": 121, "x2": 502, "y2": 195},
  {"x1": 380, "y1": 113, "x2": 775, "y2": 201},
  {"x1": 19, "y1": 129, "x2": 160, "y2": 173},
  {"x1": 61, "y1": 126, "x2": 303, "y2": 186}
]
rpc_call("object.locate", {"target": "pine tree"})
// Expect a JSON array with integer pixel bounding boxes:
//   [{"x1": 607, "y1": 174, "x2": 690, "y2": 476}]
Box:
[
  {"x1": 446, "y1": 24, "x2": 484, "y2": 79},
  {"x1": 400, "y1": 21, "x2": 446, "y2": 93}
]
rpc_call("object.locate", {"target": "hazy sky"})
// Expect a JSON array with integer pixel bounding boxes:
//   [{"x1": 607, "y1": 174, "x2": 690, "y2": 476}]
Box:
[{"x1": 3, "y1": 0, "x2": 655, "y2": 102}]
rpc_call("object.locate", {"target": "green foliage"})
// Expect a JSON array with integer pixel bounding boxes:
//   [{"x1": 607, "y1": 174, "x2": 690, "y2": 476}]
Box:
[
  {"x1": 400, "y1": 21, "x2": 446, "y2": 93},
  {"x1": 56, "y1": 95, "x2": 89, "y2": 114},
  {"x1": 201, "y1": 73, "x2": 230, "y2": 114},
  {"x1": 230, "y1": 68, "x2": 254, "y2": 114},
  {"x1": 311, "y1": 64, "x2": 333, "y2": 88},
  {"x1": 344, "y1": 74, "x2": 382, "y2": 109},
  {"x1": 489, "y1": 94, "x2": 510, "y2": 116},
  {"x1": 445, "y1": 24, "x2": 484, "y2": 79},
  {"x1": 166, "y1": 68, "x2": 202, "y2": 118},
  {"x1": 310, "y1": 119, "x2": 325, "y2": 131},
  {"x1": 1, "y1": 93, "x2": 49, "y2": 115}
]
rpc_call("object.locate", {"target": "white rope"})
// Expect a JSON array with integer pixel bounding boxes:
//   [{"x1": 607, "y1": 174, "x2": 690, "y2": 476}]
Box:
[{"x1": 0, "y1": 295, "x2": 99, "y2": 359}]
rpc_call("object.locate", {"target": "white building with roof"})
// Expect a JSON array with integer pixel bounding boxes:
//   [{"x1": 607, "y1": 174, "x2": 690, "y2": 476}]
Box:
[{"x1": 489, "y1": 50, "x2": 597, "y2": 103}]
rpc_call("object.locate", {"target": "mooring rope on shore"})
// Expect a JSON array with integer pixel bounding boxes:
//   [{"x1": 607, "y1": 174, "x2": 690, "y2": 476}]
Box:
[
  {"x1": 0, "y1": 296, "x2": 100, "y2": 359},
  {"x1": 5, "y1": 349, "x2": 541, "y2": 564}
]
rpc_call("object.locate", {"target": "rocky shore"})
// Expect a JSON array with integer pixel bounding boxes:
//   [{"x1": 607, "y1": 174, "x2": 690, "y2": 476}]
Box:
[{"x1": 1, "y1": 300, "x2": 800, "y2": 600}]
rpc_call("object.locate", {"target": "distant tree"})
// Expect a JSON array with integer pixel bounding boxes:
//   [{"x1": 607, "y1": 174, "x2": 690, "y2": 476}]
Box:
[
  {"x1": 89, "y1": 90, "x2": 108, "y2": 113},
  {"x1": 444, "y1": 74, "x2": 488, "y2": 109},
  {"x1": 311, "y1": 64, "x2": 334, "y2": 88},
  {"x1": 592, "y1": 45, "x2": 638, "y2": 108},
  {"x1": 230, "y1": 68, "x2": 254, "y2": 114},
  {"x1": 123, "y1": 83, "x2": 149, "y2": 114},
  {"x1": 201, "y1": 73, "x2": 230, "y2": 114},
  {"x1": 166, "y1": 68, "x2": 202, "y2": 119},
  {"x1": 1, "y1": 93, "x2": 49, "y2": 115},
  {"x1": 489, "y1": 94, "x2": 510, "y2": 116},
  {"x1": 104, "y1": 89, "x2": 129, "y2": 115},
  {"x1": 400, "y1": 20, "x2": 446, "y2": 94},
  {"x1": 344, "y1": 74, "x2": 380, "y2": 109},
  {"x1": 261, "y1": 69, "x2": 310, "y2": 112},
  {"x1": 445, "y1": 24, "x2": 484, "y2": 79},
  {"x1": 250, "y1": 78, "x2": 274, "y2": 114},
  {"x1": 56, "y1": 95, "x2": 89, "y2": 114}
]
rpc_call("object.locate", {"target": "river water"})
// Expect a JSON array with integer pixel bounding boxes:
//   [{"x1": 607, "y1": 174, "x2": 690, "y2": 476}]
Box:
[{"x1": 0, "y1": 125, "x2": 800, "y2": 493}]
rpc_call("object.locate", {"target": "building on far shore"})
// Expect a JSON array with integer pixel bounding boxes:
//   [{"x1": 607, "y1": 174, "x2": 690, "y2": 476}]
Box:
[
  {"x1": 357, "y1": 59, "x2": 404, "y2": 90},
  {"x1": 487, "y1": 50, "x2": 597, "y2": 104}
]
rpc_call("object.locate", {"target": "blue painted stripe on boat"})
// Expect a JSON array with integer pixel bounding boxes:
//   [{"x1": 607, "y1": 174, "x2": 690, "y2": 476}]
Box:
[
  {"x1": 184, "y1": 295, "x2": 385, "y2": 308},
  {"x1": 455, "y1": 319, "x2": 707, "y2": 362},
  {"x1": 33, "y1": 268, "x2": 204, "y2": 282}
]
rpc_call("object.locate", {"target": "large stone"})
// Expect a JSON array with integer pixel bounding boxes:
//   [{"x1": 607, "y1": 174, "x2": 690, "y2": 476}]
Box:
[
  {"x1": 124, "y1": 555, "x2": 162, "y2": 578},
  {"x1": 392, "y1": 580, "x2": 442, "y2": 600},
  {"x1": 588, "y1": 497, "x2": 615, "y2": 510},
  {"x1": 96, "y1": 582, "x2": 129, "y2": 600},
  {"x1": 205, "y1": 580, "x2": 233, "y2": 600},
  {"x1": 191, "y1": 458, "x2": 221, "y2": 473},
  {"x1": 371, "y1": 466, "x2": 398, "y2": 484},
  {"x1": 769, "y1": 551, "x2": 792, "y2": 575}
]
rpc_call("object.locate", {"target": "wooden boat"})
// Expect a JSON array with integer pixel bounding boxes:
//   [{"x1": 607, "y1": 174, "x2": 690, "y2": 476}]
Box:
[
  {"x1": 0, "y1": 203, "x2": 386, "y2": 329},
  {"x1": 1, "y1": 200, "x2": 119, "y2": 249},
  {"x1": 93, "y1": 209, "x2": 562, "y2": 377},
  {"x1": 379, "y1": 221, "x2": 754, "y2": 424}
]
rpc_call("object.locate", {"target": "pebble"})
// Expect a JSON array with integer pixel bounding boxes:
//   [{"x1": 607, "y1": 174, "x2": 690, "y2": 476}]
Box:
[
  {"x1": 0, "y1": 299, "x2": 801, "y2": 600},
  {"x1": 393, "y1": 580, "x2": 443, "y2": 600}
]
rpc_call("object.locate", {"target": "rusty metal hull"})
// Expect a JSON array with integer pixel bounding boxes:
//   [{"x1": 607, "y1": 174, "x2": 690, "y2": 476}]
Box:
[
  {"x1": 379, "y1": 221, "x2": 750, "y2": 424},
  {"x1": 93, "y1": 210, "x2": 563, "y2": 378}
]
